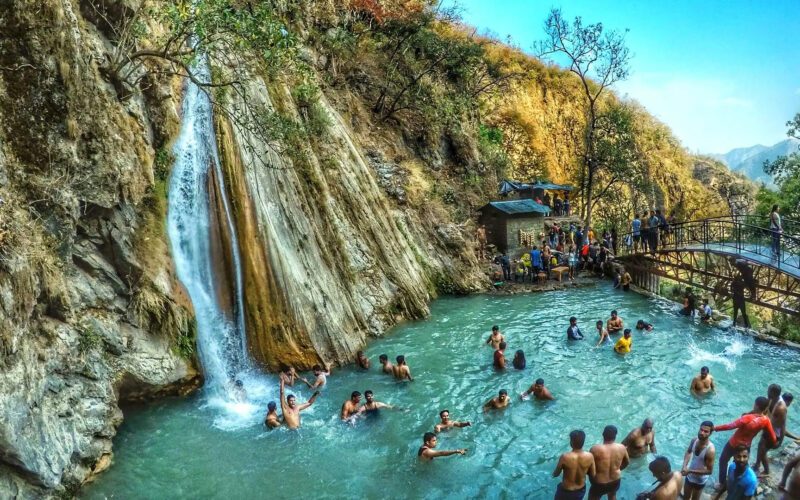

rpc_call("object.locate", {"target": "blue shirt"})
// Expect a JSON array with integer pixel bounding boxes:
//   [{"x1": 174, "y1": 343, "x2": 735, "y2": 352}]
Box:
[
  {"x1": 726, "y1": 463, "x2": 757, "y2": 500},
  {"x1": 530, "y1": 250, "x2": 542, "y2": 267},
  {"x1": 567, "y1": 326, "x2": 584, "y2": 340},
  {"x1": 632, "y1": 219, "x2": 641, "y2": 235}
]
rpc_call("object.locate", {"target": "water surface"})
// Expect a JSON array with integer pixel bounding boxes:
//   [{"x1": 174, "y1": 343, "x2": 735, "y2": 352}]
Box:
[{"x1": 83, "y1": 285, "x2": 799, "y2": 499}]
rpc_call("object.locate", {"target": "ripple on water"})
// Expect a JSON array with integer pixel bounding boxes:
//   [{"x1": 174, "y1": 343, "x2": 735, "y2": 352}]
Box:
[{"x1": 83, "y1": 284, "x2": 800, "y2": 500}]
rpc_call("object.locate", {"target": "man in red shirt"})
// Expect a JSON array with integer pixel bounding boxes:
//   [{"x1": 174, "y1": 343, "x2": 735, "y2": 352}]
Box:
[
  {"x1": 714, "y1": 396, "x2": 776, "y2": 485},
  {"x1": 493, "y1": 341, "x2": 507, "y2": 370}
]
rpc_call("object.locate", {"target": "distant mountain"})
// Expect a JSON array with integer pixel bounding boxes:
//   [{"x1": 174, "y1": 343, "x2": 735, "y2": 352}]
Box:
[{"x1": 710, "y1": 139, "x2": 800, "y2": 185}]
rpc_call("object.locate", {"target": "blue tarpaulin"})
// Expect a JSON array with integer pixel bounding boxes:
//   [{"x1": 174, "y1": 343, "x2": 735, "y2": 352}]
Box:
[
  {"x1": 484, "y1": 199, "x2": 551, "y2": 215},
  {"x1": 498, "y1": 179, "x2": 573, "y2": 195}
]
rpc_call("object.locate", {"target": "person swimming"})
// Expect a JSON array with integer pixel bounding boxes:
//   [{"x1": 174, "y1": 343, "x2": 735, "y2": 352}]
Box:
[
  {"x1": 434, "y1": 409, "x2": 472, "y2": 433},
  {"x1": 623, "y1": 418, "x2": 657, "y2": 458},
  {"x1": 360, "y1": 390, "x2": 400, "y2": 416},
  {"x1": 493, "y1": 341, "x2": 507, "y2": 370},
  {"x1": 483, "y1": 389, "x2": 510, "y2": 411},
  {"x1": 264, "y1": 401, "x2": 281, "y2": 429},
  {"x1": 521, "y1": 378, "x2": 554, "y2": 401},
  {"x1": 486, "y1": 325, "x2": 505, "y2": 349},
  {"x1": 595, "y1": 320, "x2": 610, "y2": 346},
  {"x1": 567, "y1": 317, "x2": 585, "y2": 341},
  {"x1": 512, "y1": 350, "x2": 526, "y2": 370},
  {"x1": 392, "y1": 355, "x2": 413, "y2": 381},
  {"x1": 341, "y1": 391, "x2": 363, "y2": 420},
  {"x1": 356, "y1": 350, "x2": 370, "y2": 370},
  {"x1": 301, "y1": 364, "x2": 331, "y2": 389},
  {"x1": 233, "y1": 379, "x2": 246, "y2": 402},
  {"x1": 607, "y1": 310, "x2": 624, "y2": 335},
  {"x1": 379, "y1": 354, "x2": 394, "y2": 375},
  {"x1": 635, "y1": 320, "x2": 654, "y2": 332},
  {"x1": 417, "y1": 432, "x2": 467, "y2": 460},
  {"x1": 614, "y1": 329, "x2": 632, "y2": 354}
]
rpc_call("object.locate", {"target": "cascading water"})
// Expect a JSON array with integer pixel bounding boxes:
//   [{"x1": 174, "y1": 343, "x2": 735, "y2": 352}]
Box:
[{"x1": 167, "y1": 58, "x2": 271, "y2": 428}]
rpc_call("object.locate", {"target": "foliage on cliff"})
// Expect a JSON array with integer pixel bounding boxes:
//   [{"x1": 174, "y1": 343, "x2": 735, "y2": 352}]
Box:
[{"x1": 268, "y1": 0, "x2": 750, "y2": 238}]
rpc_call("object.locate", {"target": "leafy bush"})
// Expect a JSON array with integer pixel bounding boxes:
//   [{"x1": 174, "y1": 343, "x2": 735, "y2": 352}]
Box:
[{"x1": 78, "y1": 323, "x2": 101, "y2": 353}]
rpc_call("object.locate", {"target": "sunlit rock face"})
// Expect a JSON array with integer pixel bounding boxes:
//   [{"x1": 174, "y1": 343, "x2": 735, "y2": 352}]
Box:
[{"x1": 218, "y1": 80, "x2": 485, "y2": 370}]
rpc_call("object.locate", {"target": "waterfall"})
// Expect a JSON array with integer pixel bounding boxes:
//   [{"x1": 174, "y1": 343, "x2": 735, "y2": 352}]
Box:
[{"x1": 167, "y1": 58, "x2": 271, "y2": 426}]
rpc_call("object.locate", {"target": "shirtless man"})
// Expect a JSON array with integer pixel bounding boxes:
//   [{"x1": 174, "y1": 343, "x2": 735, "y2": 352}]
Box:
[
  {"x1": 595, "y1": 321, "x2": 610, "y2": 346},
  {"x1": 486, "y1": 325, "x2": 505, "y2": 349},
  {"x1": 636, "y1": 320, "x2": 654, "y2": 332},
  {"x1": 341, "y1": 391, "x2": 363, "y2": 420},
  {"x1": 356, "y1": 351, "x2": 370, "y2": 370},
  {"x1": 639, "y1": 456, "x2": 682, "y2": 500},
  {"x1": 301, "y1": 364, "x2": 330, "y2": 389},
  {"x1": 418, "y1": 432, "x2": 467, "y2": 461},
  {"x1": 280, "y1": 378, "x2": 319, "y2": 429},
  {"x1": 378, "y1": 354, "x2": 394, "y2": 375},
  {"x1": 264, "y1": 401, "x2": 281, "y2": 429},
  {"x1": 360, "y1": 390, "x2": 400, "y2": 415},
  {"x1": 392, "y1": 355, "x2": 413, "y2": 381},
  {"x1": 589, "y1": 425, "x2": 629, "y2": 500},
  {"x1": 553, "y1": 430, "x2": 596, "y2": 500},
  {"x1": 779, "y1": 452, "x2": 800, "y2": 500},
  {"x1": 521, "y1": 378, "x2": 554, "y2": 401},
  {"x1": 681, "y1": 421, "x2": 716, "y2": 500},
  {"x1": 607, "y1": 310, "x2": 624, "y2": 335},
  {"x1": 756, "y1": 383, "x2": 798, "y2": 476},
  {"x1": 483, "y1": 389, "x2": 510, "y2": 411},
  {"x1": 623, "y1": 418, "x2": 657, "y2": 458},
  {"x1": 434, "y1": 409, "x2": 472, "y2": 433},
  {"x1": 494, "y1": 341, "x2": 507, "y2": 370},
  {"x1": 279, "y1": 366, "x2": 299, "y2": 387},
  {"x1": 690, "y1": 366, "x2": 717, "y2": 396}
]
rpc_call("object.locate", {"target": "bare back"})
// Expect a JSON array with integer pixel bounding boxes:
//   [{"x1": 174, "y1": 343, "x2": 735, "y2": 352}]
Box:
[
  {"x1": 590, "y1": 443, "x2": 629, "y2": 483},
  {"x1": 652, "y1": 471, "x2": 682, "y2": 500},
  {"x1": 557, "y1": 451, "x2": 596, "y2": 490}
]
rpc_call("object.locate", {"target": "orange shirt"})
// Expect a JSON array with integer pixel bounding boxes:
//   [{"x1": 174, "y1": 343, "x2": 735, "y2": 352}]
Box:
[{"x1": 716, "y1": 414, "x2": 777, "y2": 447}]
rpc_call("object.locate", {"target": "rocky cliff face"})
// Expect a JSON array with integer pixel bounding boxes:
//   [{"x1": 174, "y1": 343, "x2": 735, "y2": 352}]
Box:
[
  {"x1": 217, "y1": 79, "x2": 485, "y2": 370},
  {"x1": 0, "y1": 1, "x2": 199, "y2": 497}
]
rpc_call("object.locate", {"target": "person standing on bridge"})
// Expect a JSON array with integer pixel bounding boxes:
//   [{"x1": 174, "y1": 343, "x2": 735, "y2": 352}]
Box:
[
  {"x1": 649, "y1": 211, "x2": 660, "y2": 254},
  {"x1": 632, "y1": 214, "x2": 642, "y2": 252},
  {"x1": 770, "y1": 204, "x2": 783, "y2": 259}
]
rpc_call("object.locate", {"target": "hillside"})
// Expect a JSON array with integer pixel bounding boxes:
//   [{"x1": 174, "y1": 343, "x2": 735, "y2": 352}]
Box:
[{"x1": 711, "y1": 138, "x2": 800, "y2": 184}]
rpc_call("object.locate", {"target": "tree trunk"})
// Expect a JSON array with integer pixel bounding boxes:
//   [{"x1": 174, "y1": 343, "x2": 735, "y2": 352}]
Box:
[{"x1": 584, "y1": 165, "x2": 595, "y2": 229}]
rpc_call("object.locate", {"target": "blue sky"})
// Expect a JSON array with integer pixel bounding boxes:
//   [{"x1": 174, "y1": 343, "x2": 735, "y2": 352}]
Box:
[{"x1": 453, "y1": 0, "x2": 800, "y2": 154}]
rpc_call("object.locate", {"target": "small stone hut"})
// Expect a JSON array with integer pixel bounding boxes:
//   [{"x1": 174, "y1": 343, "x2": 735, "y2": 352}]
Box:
[{"x1": 478, "y1": 199, "x2": 551, "y2": 255}]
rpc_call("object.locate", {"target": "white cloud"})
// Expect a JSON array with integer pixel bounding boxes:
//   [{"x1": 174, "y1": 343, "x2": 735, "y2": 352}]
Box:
[{"x1": 615, "y1": 73, "x2": 779, "y2": 153}]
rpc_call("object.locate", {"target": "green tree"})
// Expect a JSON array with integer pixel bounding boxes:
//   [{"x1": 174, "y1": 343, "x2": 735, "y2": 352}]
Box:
[
  {"x1": 759, "y1": 112, "x2": 800, "y2": 220},
  {"x1": 534, "y1": 9, "x2": 631, "y2": 229}
]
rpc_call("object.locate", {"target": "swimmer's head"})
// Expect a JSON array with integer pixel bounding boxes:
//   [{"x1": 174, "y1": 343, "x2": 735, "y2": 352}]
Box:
[
  {"x1": 268, "y1": 401, "x2": 277, "y2": 412},
  {"x1": 379, "y1": 354, "x2": 388, "y2": 363},
  {"x1": 492, "y1": 325, "x2": 499, "y2": 332},
  {"x1": 499, "y1": 341, "x2": 507, "y2": 350},
  {"x1": 569, "y1": 316, "x2": 577, "y2": 325},
  {"x1": 698, "y1": 421, "x2": 714, "y2": 440},
  {"x1": 569, "y1": 430, "x2": 586, "y2": 449},
  {"x1": 611, "y1": 310, "x2": 617, "y2": 318},
  {"x1": 364, "y1": 390, "x2": 373, "y2": 402},
  {"x1": 498, "y1": 389, "x2": 508, "y2": 401},
  {"x1": 623, "y1": 329, "x2": 631, "y2": 338},
  {"x1": 287, "y1": 395, "x2": 296, "y2": 408},
  {"x1": 785, "y1": 393, "x2": 794, "y2": 406},
  {"x1": 642, "y1": 418, "x2": 654, "y2": 433},
  {"x1": 313, "y1": 365, "x2": 321, "y2": 374},
  {"x1": 596, "y1": 321, "x2": 603, "y2": 328},
  {"x1": 636, "y1": 320, "x2": 645, "y2": 328},
  {"x1": 768, "y1": 384, "x2": 782, "y2": 399},
  {"x1": 535, "y1": 378, "x2": 545, "y2": 387},
  {"x1": 396, "y1": 355, "x2": 405, "y2": 365},
  {"x1": 423, "y1": 432, "x2": 437, "y2": 447},
  {"x1": 351, "y1": 391, "x2": 362, "y2": 402},
  {"x1": 235, "y1": 380, "x2": 243, "y2": 387},
  {"x1": 440, "y1": 409, "x2": 450, "y2": 421},
  {"x1": 649, "y1": 456, "x2": 672, "y2": 480},
  {"x1": 602, "y1": 425, "x2": 617, "y2": 442},
  {"x1": 754, "y1": 396, "x2": 770, "y2": 413},
  {"x1": 357, "y1": 350, "x2": 365, "y2": 359},
  {"x1": 700, "y1": 366, "x2": 709, "y2": 377}
]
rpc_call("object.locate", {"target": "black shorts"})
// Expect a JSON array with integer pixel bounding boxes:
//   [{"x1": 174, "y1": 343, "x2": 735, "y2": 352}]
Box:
[
  {"x1": 684, "y1": 479, "x2": 706, "y2": 491},
  {"x1": 588, "y1": 478, "x2": 620, "y2": 497},
  {"x1": 555, "y1": 484, "x2": 586, "y2": 500}
]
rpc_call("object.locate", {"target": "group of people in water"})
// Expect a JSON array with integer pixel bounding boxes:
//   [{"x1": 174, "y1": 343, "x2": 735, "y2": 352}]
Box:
[{"x1": 256, "y1": 309, "x2": 799, "y2": 500}]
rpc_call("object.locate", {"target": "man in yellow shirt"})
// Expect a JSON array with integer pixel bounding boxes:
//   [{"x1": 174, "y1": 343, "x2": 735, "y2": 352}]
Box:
[{"x1": 614, "y1": 329, "x2": 632, "y2": 354}]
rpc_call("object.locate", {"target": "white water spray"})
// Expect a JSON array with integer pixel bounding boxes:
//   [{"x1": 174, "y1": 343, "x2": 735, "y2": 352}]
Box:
[{"x1": 167, "y1": 58, "x2": 272, "y2": 427}]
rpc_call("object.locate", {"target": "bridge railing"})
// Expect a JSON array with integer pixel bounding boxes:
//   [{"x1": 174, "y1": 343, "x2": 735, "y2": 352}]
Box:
[{"x1": 615, "y1": 215, "x2": 800, "y2": 273}]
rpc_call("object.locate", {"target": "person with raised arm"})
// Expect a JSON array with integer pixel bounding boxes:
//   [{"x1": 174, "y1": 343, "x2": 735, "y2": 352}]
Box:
[
  {"x1": 714, "y1": 396, "x2": 776, "y2": 486},
  {"x1": 417, "y1": 432, "x2": 467, "y2": 461},
  {"x1": 280, "y1": 377, "x2": 319, "y2": 429}
]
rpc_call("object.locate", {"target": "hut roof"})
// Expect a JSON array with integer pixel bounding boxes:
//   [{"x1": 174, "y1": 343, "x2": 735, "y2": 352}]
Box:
[{"x1": 482, "y1": 199, "x2": 551, "y2": 215}]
